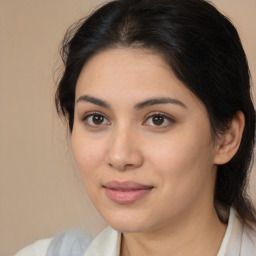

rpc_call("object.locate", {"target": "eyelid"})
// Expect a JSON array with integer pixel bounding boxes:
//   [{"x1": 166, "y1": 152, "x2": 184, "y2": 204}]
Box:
[
  {"x1": 81, "y1": 111, "x2": 111, "y2": 127},
  {"x1": 80, "y1": 111, "x2": 175, "y2": 128},
  {"x1": 143, "y1": 111, "x2": 175, "y2": 127}
]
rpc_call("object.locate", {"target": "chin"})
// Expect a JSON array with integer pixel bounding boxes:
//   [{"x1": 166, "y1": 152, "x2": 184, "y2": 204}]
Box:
[
  {"x1": 110, "y1": 221, "x2": 147, "y2": 233},
  {"x1": 100, "y1": 209, "x2": 153, "y2": 233}
]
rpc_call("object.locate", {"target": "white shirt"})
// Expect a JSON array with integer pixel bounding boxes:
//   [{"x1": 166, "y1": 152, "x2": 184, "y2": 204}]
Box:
[{"x1": 15, "y1": 209, "x2": 256, "y2": 256}]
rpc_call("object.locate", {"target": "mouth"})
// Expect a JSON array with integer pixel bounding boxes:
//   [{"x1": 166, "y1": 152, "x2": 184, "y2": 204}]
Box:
[{"x1": 103, "y1": 180, "x2": 154, "y2": 205}]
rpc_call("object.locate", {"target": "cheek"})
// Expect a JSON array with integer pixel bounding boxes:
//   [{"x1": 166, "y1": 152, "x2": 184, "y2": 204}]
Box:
[
  {"x1": 151, "y1": 127, "x2": 213, "y2": 169},
  {"x1": 71, "y1": 132, "x2": 106, "y2": 177},
  {"x1": 151, "y1": 152, "x2": 214, "y2": 218},
  {"x1": 147, "y1": 124, "x2": 215, "y2": 193}
]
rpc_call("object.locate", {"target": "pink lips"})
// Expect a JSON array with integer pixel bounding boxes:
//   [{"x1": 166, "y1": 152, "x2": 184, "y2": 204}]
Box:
[{"x1": 103, "y1": 180, "x2": 153, "y2": 205}]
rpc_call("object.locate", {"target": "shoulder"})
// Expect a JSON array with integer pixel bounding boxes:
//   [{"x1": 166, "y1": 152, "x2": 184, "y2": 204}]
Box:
[
  {"x1": 47, "y1": 230, "x2": 93, "y2": 256},
  {"x1": 14, "y1": 230, "x2": 94, "y2": 256},
  {"x1": 226, "y1": 209, "x2": 256, "y2": 256},
  {"x1": 241, "y1": 220, "x2": 256, "y2": 254},
  {"x1": 14, "y1": 238, "x2": 53, "y2": 256}
]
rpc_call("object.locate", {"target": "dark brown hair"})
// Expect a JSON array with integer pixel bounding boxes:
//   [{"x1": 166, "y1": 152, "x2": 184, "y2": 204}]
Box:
[{"x1": 55, "y1": 0, "x2": 256, "y2": 222}]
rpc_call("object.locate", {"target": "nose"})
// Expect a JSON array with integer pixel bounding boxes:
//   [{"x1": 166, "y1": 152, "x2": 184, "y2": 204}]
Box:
[{"x1": 106, "y1": 126, "x2": 144, "y2": 171}]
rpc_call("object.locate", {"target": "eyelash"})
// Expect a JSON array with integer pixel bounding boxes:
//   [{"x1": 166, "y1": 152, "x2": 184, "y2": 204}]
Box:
[
  {"x1": 82, "y1": 112, "x2": 111, "y2": 128},
  {"x1": 143, "y1": 112, "x2": 175, "y2": 128},
  {"x1": 81, "y1": 112, "x2": 175, "y2": 128}
]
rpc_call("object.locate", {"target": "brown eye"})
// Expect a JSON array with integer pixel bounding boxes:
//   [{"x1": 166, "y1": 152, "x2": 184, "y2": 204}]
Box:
[
  {"x1": 143, "y1": 113, "x2": 174, "y2": 128},
  {"x1": 152, "y1": 115, "x2": 164, "y2": 126},
  {"x1": 83, "y1": 113, "x2": 110, "y2": 127},
  {"x1": 92, "y1": 114, "x2": 104, "y2": 125}
]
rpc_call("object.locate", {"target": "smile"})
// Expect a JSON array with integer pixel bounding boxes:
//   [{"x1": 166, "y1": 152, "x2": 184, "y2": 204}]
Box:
[{"x1": 103, "y1": 180, "x2": 154, "y2": 205}]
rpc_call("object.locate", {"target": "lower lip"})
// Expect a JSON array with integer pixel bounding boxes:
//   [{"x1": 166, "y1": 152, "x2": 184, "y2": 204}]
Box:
[{"x1": 104, "y1": 187, "x2": 153, "y2": 205}]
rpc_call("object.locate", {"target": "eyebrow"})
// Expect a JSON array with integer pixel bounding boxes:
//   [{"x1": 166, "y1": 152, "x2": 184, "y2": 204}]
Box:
[
  {"x1": 134, "y1": 97, "x2": 187, "y2": 110},
  {"x1": 76, "y1": 95, "x2": 110, "y2": 108},
  {"x1": 76, "y1": 95, "x2": 187, "y2": 109}
]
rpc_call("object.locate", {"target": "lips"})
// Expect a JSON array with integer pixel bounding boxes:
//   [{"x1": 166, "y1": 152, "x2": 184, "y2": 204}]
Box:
[{"x1": 103, "y1": 180, "x2": 153, "y2": 205}]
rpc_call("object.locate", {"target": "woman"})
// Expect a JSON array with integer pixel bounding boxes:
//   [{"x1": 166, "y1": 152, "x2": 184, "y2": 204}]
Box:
[{"x1": 16, "y1": 0, "x2": 256, "y2": 255}]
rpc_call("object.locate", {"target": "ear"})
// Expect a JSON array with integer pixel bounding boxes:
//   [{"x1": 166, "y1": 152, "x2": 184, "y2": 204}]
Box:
[{"x1": 214, "y1": 111, "x2": 245, "y2": 165}]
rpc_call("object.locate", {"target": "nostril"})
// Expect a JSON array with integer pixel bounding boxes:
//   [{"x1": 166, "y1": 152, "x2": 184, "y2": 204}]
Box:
[
  {"x1": 105, "y1": 137, "x2": 144, "y2": 171},
  {"x1": 107, "y1": 157, "x2": 141, "y2": 171},
  {"x1": 124, "y1": 164, "x2": 136, "y2": 169}
]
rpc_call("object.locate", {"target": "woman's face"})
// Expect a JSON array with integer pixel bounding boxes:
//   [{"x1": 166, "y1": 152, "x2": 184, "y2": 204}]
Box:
[{"x1": 72, "y1": 48, "x2": 219, "y2": 233}]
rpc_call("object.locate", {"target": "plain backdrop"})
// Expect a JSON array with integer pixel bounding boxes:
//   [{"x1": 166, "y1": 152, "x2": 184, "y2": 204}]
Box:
[{"x1": 1, "y1": 0, "x2": 255, "y2": 255}]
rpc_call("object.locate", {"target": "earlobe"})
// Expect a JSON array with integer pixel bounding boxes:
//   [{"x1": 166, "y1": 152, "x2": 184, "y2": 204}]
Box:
[{"x1": 214, "y1": 111, "x2": 245, "y2": 165}]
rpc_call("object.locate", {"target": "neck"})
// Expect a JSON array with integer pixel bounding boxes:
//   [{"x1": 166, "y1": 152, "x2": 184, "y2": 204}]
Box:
[{"x1": 120, "y1": 206, "x2": 227, "y2": 256}]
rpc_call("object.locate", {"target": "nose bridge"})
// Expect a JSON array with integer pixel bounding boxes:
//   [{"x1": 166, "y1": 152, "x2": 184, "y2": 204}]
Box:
[{"x1": 106, "y1": 122, "x2": 143, "y2": 170}]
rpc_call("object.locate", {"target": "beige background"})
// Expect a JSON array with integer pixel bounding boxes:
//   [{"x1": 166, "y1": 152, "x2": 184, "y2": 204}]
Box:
[{"x1": 1, "y1": 1, "x2": 255, "y2": 255}]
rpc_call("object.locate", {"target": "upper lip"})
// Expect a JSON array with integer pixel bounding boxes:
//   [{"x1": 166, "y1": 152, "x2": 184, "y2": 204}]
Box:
[{"x1": 103, "y1": 180, "x2": 154, "y2": 191}]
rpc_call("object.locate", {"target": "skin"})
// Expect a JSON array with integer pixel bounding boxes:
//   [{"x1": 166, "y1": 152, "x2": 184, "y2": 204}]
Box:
[{"x1": 71, "y1": 48, "x2": 244, "y2": 256}]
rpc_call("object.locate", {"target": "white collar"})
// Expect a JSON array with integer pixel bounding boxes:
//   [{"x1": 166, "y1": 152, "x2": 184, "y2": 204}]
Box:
[
  {"x1": 84, "y1": 208, "x2": 238, "y2": 256},
  {"x1": 84, "y1": 226, "x2": 121, "y2": 256},
  {"x1": 217, "y1": 208, "x2": 235, "y2": 256}
]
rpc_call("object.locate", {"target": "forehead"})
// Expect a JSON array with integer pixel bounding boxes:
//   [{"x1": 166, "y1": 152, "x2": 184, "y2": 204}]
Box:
[
  {"x1": 75, "y1": 47, "x2": 201, "y2": 110},
  {"x1": 77, "y1": 47, "x2": 169, "y2": 88}
]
